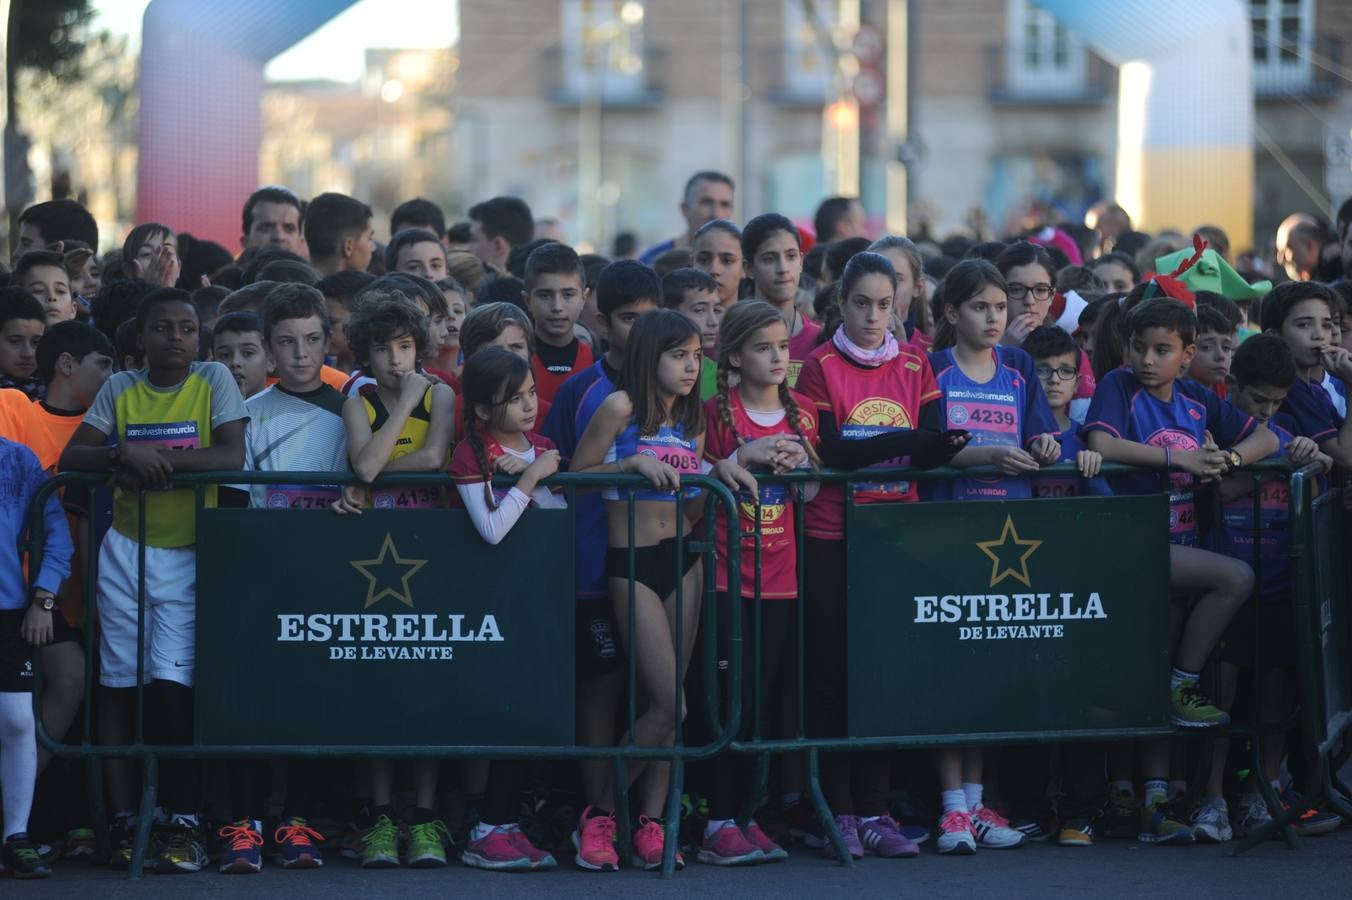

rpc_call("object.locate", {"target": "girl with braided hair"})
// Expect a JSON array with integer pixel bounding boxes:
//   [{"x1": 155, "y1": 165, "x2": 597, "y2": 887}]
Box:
[
  {"x1": 697, "y1": 300, "x2": 820, "y2": 866},
  {"x1": 446, "y1": 347, "x2": 563, "y2": 872}
]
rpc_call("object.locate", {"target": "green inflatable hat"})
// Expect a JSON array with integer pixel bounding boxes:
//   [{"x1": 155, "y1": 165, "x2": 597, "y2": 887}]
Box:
[{"x1": 1154, "y1": 245, "x2": 1270, "y2": 302}]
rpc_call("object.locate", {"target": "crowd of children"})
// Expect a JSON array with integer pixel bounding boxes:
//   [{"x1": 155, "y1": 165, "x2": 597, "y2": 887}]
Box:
[{"x1": 0, "y1": 186, "x2": 1350, "y2": 880}]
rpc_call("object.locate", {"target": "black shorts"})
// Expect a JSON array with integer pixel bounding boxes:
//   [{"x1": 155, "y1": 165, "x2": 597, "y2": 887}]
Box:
[
  {"x1": 50, "y1": 611, "x2": 82, "y2": 646},
  {"x1": 1221, "y1": 596, "x2": 1297, "y2": 670},
  {"x1": 575, "y1": 595, "x2": 622, "y2": 679},
  {"x1": 0, "y1": 609, "x2": 35, "y2": 693},
  {"x1": 605, "y1": 535, "x2": 700, "y2": 604}
]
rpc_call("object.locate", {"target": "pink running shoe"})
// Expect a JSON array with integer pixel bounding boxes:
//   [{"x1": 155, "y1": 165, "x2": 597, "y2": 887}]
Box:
[
  {"x1": 744, "y1": 821, "x2": 788, "y2": 862},
  {"x1": 937, "y1": 810, "x2": 976, "y2": 855},
  {"x1": 461, "y1": 826, "x2": 533, "y2": 871},
  {"x1": 570, "y1": 807, "x2": 618, "y2": 872},
  {"x1": 696, "y1": 822, "x2": 765, "y2": 866},
  {"x1": 507, "y1": 827, "x2": 556, "y2": 870},
  {"x1": 632, "y1": 816, "x2": 684, "y2": 871}
]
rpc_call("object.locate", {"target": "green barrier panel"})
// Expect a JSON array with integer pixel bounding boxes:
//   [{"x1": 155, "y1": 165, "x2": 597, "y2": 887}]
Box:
[
  {"x1": 846, "y1": 494, "x2": 1171, "y2": 738},
  {"x1": 194, "y1": 506, "x2": 575, "y2": 747}
]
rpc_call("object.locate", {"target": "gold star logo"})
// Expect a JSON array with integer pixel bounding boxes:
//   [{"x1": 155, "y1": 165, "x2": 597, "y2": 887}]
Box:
[
  {"x1": 350, "y1": 534, "x2": 427, "y2": 609},
  {"x1": 975, "y1": 516, "x2": 1042, "y2": 588}
]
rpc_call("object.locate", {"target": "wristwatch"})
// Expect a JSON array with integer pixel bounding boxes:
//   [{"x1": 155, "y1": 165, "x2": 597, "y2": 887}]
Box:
[
  {"x1": 31, "y1": 590, "x2": 55, "y2": 612},
  {"x1": 107, "y1": 444, "x2": 122, "y2": 466},
  {"x1": 1225, "y1": 449, "x2": 1242, "y2": 472}
]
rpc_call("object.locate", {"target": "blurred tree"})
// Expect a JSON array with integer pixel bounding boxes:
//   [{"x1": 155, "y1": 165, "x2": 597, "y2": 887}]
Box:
[{"x1": 11, "y1": 0, "x2": 95, "y2": 80}]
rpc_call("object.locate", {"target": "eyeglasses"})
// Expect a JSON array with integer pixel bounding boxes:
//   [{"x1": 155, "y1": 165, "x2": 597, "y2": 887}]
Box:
[
  {"x1": 1007, "y1": 282, "x2": 1054, "y2": 301},
  {"x1": 1035, "y1": 365, "x2": 1079, "y2": 383}
]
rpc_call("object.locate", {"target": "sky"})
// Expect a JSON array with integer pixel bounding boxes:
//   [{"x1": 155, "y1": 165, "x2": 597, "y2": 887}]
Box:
[{"x1": 90, "y1": 0, "x2": 459, "y2": 82}]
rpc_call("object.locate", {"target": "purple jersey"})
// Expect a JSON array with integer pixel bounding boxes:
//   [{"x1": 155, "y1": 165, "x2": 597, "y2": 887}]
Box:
[
  {"x1": 927, "y1": 346, "x2": 1058, "y2": 501},
  {"x1": 1082, "y1": 370, "x2": 1257, "y2": 546},
  {"x1": 1031, "y1": 423, "x2": 1113, "y2": 498},
  {"x1": 1219, "y1": 417, "x2": 1295, "y2": 598}
]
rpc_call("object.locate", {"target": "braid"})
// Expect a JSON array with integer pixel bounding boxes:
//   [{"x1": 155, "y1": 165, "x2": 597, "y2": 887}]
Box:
[
  {"x1": 465, "y1": 425, "x2": 499, "y2": 511},
  {"x1": 714, "y1": 365, "x2": 744, "y2": 447},
  {"x1": 779, "y1": 384, "x2": 822, "y2": 472}
]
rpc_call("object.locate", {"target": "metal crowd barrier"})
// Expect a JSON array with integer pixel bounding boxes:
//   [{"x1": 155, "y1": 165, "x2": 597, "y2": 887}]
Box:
[{"x1": 25, "y1": 470, "x2": 743, "y2": 879}]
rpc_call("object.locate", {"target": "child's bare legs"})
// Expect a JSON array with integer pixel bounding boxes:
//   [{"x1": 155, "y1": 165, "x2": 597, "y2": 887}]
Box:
[
  {"x1": 1205, "y1": 663, "x2": 1241, "y2": 798},
  {"x1": 578, "y1": 670, "x2": 624, "y2": 808},
  {"x1": 370, "y1": 759, "x2": 393, "y2": 809},
  {"x1": 37, "y1": 642, "x2": 85, "y2": 774},
  {"x1": 1169, "y1": 546, "x2": 1254, "y2": 672},
  {"x1": 611, "y1": 563, "x2": 702, "y2": 818},
  {"x1": 414, "y1": 758, "x2": 439, "y2": 811},
  {"x1": 97, "y1": 687, "x2": 135, "y2": 815}
]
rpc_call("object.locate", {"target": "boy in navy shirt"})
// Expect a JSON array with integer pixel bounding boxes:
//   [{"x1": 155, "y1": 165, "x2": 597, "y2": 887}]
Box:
[
  {"x1": 1194, "y1": 334, "x2": 1334, "y2": 842},
  {"x1": 1083, "y1": 298, "x2": 1278, "y2": 842},
  {"x1": 1022, "y1": 326, "x2": 1107, "y2": 497},
  {"x1": 1260, "y1": 280, "x2": 1352, "y2": 466}
]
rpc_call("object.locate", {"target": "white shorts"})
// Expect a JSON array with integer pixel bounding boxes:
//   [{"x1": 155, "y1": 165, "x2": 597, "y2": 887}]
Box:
[{"x1": 96, "y1": 529, "x2": 197, "y2": 688}]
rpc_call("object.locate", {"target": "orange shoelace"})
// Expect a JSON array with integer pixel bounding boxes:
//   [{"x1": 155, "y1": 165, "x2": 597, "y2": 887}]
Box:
[
  {"x1": 275, "y1": 822, "x2": 324, "y2": 847},
  {"x1": 218, "y1": 823, "x2": 263, "y2": 852}
]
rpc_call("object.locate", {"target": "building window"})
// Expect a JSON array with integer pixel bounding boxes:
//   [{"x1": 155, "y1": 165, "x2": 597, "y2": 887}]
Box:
[
  {"x1": 782, "y1": 0, "x2": 836, "y2": 101},
  {"x1": 1005, "y1": 0, "x2": 1085, "y2": 96},
  {"x1": 561, "y1": 0, "x2": 646, "y2": 101},
  {"x1": 1250, "y1": 0, "x2": 1314, "y2": 93}
]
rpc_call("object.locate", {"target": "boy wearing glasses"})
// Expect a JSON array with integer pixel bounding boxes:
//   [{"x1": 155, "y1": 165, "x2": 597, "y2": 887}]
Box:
[{"x1": 1022, "y1": 326, "x2": 1107, "y2": 497}]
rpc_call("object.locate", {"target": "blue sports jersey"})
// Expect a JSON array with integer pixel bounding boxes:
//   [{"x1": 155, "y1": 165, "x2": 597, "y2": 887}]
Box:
[
  {"x1": 927, "y1": 346, "x2": 1058, "y2": 500},
  {"x1": 1218, "y1": 416, "x2": 1295, "y2": 599},
  {"x1": 1280, "y1": 377, "x2": 1341, "y2": 445},
  {"x1": 542, "y1": 359, "x2": 616, "y2": 600},
  {"x1": 1031, "y1": 424, "x2": 1113, "y2": 498},
  {"x1": 1082, "y1": 370, "x2": 1257, "y2": 546},
  {"x1": 1321, "y1": 373, "x2": 1347, "y2": 420}
]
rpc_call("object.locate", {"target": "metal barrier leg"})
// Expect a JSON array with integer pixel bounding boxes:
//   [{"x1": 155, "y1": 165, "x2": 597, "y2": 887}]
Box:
[
  {"x1": 740, "y1": 752, "x2": 771, "y2": 824},
  {"x1": 660, "y1": 756, "x2": 683, "y2": 879},
  {"x1": 89, "y1": 756, "x2": 109, "y2": 862},
  {"x1": 806, "y1": 749, "x2": 851, "y2": 868},
  {"x1": 1230, "y1": 738, "x2": 1300, "y2": 855},
  {"x1": 129, "y1": 754, "x2": 158, "y2": 879},
  {"x1": 611, "y1": 757, "x2": 632, "y2": 866}
]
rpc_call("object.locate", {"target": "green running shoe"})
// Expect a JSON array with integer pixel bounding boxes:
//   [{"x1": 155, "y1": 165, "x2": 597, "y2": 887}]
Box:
[
  {"x1": 406, "y1": 816, "x2": 452, "y2": 868},
  {"x1": 1171, "y1": 680, "x2": 1230, "y2": 728},
  {"x1": 1139, "y1": 798, "x2": 1195, "y2": 845},
  {"x1": 361, "y1": 814, "x2": 400, "y2": 868}
]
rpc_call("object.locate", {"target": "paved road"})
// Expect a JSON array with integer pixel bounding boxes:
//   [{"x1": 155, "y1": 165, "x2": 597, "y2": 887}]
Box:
[{"x1": 17, "y1": 827, "x2": 1352, "y2": 899}]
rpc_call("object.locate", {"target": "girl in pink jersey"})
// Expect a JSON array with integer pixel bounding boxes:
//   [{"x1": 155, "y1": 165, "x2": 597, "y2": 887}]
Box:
[
  {"x1": 742, "y1": 214, "x2": 820, "y2": 388},
  {"x1": 446, "y1": 348, "x2": 562, "y2": 872},
  {"x1": 698, "y1": 301, "x2": 822, "y2": 865},
  {"x1": 572, "y1": 310, "x2": 754, "y2": 871},
  {"x1": 795, "y1": 253, "x2": 968, "y2": 860},
  {"x1": 868, "y1": 235, "x2": 932, "y2": 351}
]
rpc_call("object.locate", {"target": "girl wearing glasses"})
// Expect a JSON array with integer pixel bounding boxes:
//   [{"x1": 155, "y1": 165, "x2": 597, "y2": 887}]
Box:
[{"x1": 997, "y1": 240, "x2": 1097, "y2": 418}]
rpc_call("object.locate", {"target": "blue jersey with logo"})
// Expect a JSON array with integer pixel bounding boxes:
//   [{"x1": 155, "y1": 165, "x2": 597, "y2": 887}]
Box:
[
  {"x1": 927, "y1": 346, "x2": 1058, "y2": 500},
  {"x1": 1031, "y1": 423, "x2": 1113, "y2": 498},
  {"x1": 1218, "y1": 416, "x2": 1295, "y2": 599},
  {"x1": 542, "y1": 359, "x2": 616, "y2": 599},
  {"x1": 602, "y1": 422, "x2": 702, "y2": 502},
  {"x1": 1082, "y1": 370, "x2": 1257, "y2": 545},
  {"x1": 1280, "y1": 377, "x2": 1342, "y2": 445}
]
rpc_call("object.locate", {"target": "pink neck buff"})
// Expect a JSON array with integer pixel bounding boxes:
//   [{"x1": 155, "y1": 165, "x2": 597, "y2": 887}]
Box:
[{"x1": 832, "y1": 326, "x2": 901, "y2": 368}]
